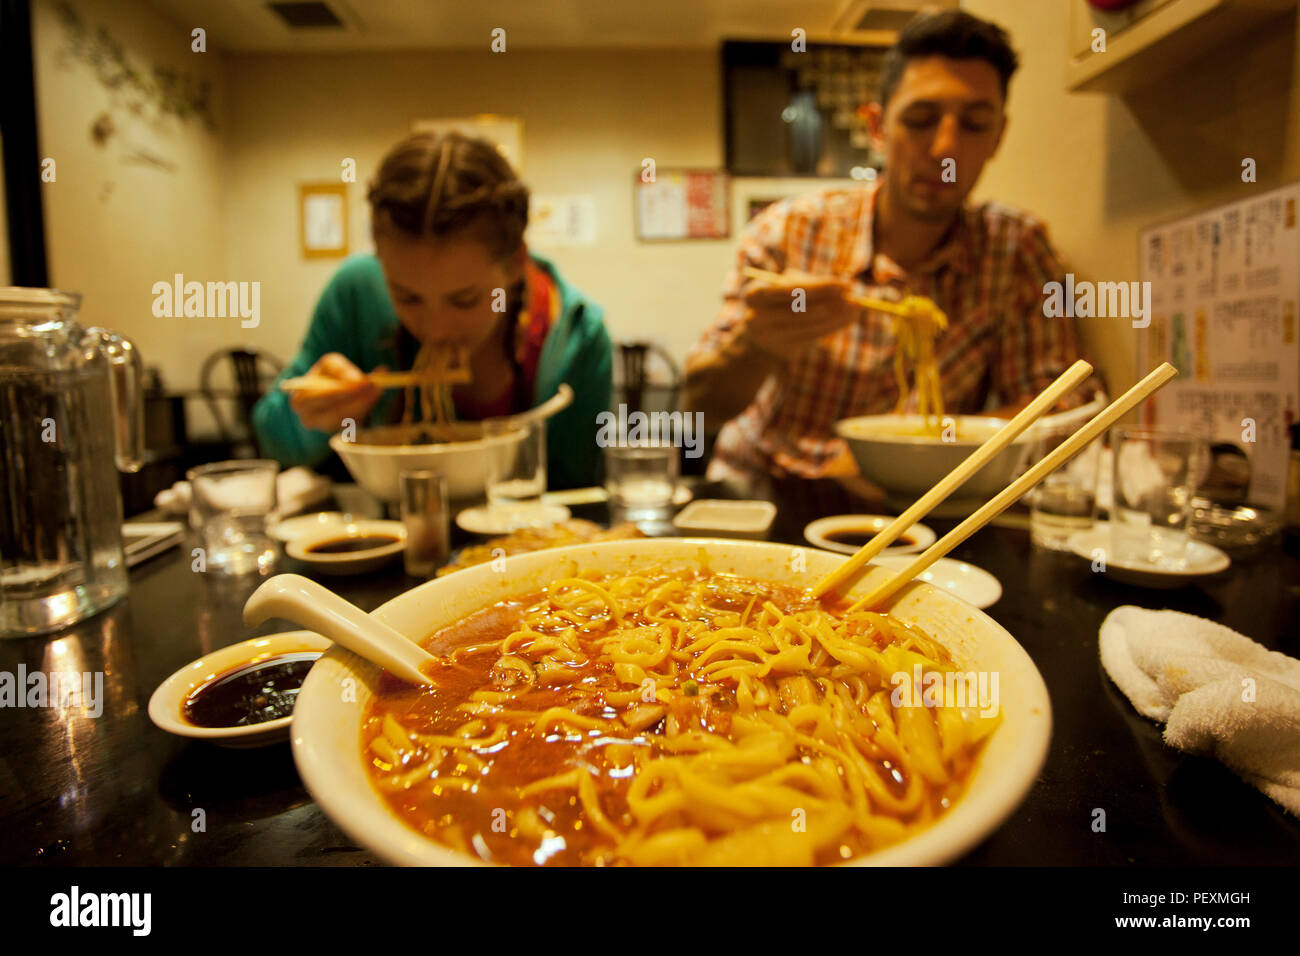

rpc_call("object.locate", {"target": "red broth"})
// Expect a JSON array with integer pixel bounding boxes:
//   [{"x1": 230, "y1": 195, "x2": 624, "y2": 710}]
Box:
[{"x1": 360, "y1": 570, "x2": 985, "y2": 866}]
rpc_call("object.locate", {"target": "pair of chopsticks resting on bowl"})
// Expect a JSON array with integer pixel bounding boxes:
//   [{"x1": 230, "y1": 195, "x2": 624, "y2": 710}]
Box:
[{"x1": 809, "y1": 359, "x2": 1178, "y2": 611}]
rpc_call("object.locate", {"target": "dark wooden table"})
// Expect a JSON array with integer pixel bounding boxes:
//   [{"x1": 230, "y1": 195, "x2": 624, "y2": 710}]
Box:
[{"x1": 3, "y1": 479, "x2": 1298, "y2": 866}]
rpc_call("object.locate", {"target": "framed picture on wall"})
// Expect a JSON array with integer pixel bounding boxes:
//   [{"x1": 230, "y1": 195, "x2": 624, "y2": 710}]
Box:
[
  {"x1": 299, "y1": 183, "x2": 349, "y2": 259},
  {"x1": 634, "y1": 168, "x2": 730, "y2": 241}
]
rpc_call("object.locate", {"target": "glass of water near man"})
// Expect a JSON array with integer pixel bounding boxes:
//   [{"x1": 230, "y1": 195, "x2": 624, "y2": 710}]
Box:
[
  {"x1": 1108, "y1": 426, "x2": 1208, "y2": 570},
  {"x1": 1028, "y1": 430, "x2": 1104, "y2": 551},
  {"x1": 1027, "y1": 422, "x2": 1208, "y2": 570}
]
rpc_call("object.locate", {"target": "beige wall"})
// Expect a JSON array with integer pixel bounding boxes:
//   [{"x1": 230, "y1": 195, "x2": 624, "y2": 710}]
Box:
[
  {"x1": 32, "y1": 3, "x2": 735, "y2": 428},
  {"x1": 965, "y1": 0, "x2": 1300, "y2": 397},
  {"x1": 32, "y1": 0, "x2": 229, "y2": 393},
  {"x1": 221, "y1": 48, "x2": 733, "y2": 376},
  {"x1": 30, "y1": 0, "x2": 1298, "y2": 423}
]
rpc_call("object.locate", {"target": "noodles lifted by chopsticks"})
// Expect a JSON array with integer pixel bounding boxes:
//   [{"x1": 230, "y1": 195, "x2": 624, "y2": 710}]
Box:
[
  {"x1": 738, "y1": 266, "x2": 949, "y2": 431},
  {"x1": 402, "y1": 343, "x2": 471, "y2": 429},
  {"x1": 887, "y1": 296, "x2": 948, "y2": 428},
  {"x1": 362, "y1": 562, "x2": 1000, "y2": 866}
]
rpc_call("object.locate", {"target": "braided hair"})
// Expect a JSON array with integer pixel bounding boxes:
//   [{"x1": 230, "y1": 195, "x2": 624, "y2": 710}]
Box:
[{"x1": 367, "y1": 130, "x2": 529, "y2": 260}]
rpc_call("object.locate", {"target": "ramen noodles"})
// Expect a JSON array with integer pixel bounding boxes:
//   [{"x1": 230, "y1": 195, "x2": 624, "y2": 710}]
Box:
[
  {"x1": 362, "y1": 562, "x2": 999, "y2": 866},
  {"x1": 888, "y1": 295, "x2": 948, "y2": 429},
  {"x1": 400, "y1": 343, "x2": 470, "y2": 432}
]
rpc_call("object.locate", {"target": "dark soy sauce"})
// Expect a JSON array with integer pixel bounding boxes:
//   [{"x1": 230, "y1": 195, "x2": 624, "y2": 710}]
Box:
[
  {"x1": 823, "y1": 529, "x2": 917, "y2": 549},
  {"x1": 183, "y1": 652, "x2": 322, "y2": 727},
  {"x1": 307, "y1": 535, "x2": 400, "y2": 554}
]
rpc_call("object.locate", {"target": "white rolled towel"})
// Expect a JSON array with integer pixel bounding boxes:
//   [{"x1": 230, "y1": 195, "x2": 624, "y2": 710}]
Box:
[
  {"x1": 153, "y1": 466, "x2": 331, "y2": 519},
  {"x1": 1099, "y1": 606, "x2": 1300, "y2": 815}
]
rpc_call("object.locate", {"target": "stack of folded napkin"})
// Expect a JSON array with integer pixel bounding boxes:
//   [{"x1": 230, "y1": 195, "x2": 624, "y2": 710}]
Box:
[{"x1": 1100, "y1": 606, "x2": 1300, "y2": 814}]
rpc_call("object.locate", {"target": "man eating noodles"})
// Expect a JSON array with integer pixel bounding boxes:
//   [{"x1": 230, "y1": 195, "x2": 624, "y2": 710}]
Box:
[{"x1": 685, "y1": 10, "x2": 1097, "y2": 480}]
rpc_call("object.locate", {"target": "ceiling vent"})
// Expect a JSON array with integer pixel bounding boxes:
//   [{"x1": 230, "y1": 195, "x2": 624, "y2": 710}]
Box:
[
  {"x1": 266, "y1": 1, "x2": 345, "y2": 29},
  {"x1": 853, "y1": 7, "x2": 922, "y2": 32},
  {"x1": 832, "y1": 1, "x2": 960, "y2": 38}
]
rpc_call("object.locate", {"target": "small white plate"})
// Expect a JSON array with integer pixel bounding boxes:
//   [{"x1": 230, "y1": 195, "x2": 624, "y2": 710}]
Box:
[
  {"x1": 805, "y1": 514, "x2": 936, "y2": 556},
  {"x1": 539, "y1": 485, "x2": 694, "y2": 507},
  {"x1": 148, "y1": 631, "x2": 330, "y2": 748},
  {"x1": 1067, "y1": 523, "x2": 1230, "y2": 588},
  {"x1": 456, "y1": 503, "x2": 572, "y2": 535},
  {"x1": 285, "y1": 519, "x2": 406, "y2": 575},
  {"x1": 271, "y1": 511, "x2": 358, "y2": 543},
  {"x1": 673, "y1": 499, "x2": 776, "y2": 539},
  {"x1": 872, "y1": 555, "x2": 1002, "y2": 609}
]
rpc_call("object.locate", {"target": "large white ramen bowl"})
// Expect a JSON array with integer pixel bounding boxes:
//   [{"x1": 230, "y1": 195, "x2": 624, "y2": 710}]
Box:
[
  {"x1": 330, "y1": 425, "x2": 521, "y2": 502},
  {"x1": 291, "y1": 538, "x2": 1052, "y2": 866}
]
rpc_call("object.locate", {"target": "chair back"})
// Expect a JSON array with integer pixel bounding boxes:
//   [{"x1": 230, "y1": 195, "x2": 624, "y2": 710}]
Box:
[
  {"x1": 199, "y1": 347, "x2": 283, "y2": 451},
  {"x1": 616, "y1": 341, "x2": 681, "y2": 414}
]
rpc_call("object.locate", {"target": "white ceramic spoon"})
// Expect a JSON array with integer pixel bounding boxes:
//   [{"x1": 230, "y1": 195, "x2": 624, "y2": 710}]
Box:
[
  {"x1": 506, "y1": 382, "x2": 573, "y2": 429},
  {"x1": 243, "y1": 573, "x2": 435, "y2": 685}
]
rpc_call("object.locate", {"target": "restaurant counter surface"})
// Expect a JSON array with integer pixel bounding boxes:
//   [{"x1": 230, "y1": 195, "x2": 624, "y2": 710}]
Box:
[{"x1": 2, "y1": 478, "x2": 1297, "y2": 866}]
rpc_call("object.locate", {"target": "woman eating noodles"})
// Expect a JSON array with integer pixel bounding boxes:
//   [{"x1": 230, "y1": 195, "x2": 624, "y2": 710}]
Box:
[{"x1": 253, "y1": 131, "x2": 612, "y2": 489}]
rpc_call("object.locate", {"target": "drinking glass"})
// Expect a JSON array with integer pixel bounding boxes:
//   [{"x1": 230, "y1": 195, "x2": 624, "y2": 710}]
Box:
[
  {"x1": 483, "y1": 418, "x2": 547, "y2": 529},
  {"x1": 1028, "y1": 434, "x2": 1102, "y2": 550},
  {"x1": 399, "y1": 469, "x2": 449, "y2": 578},
  {"x1": 1110, "y1": 426, "x2": 1208, "y2": 569},
  {"x1": 187, "y1": 460, "x2": 279, "y2": 576},
  {"x1": 605, "y1": 443, "x2": 679, "y2": 523}
]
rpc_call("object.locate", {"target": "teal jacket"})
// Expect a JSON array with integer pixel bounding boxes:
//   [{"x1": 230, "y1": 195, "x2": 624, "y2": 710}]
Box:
[{"x1": 252, "y1": 252, "x2": 612, "y2": 489}]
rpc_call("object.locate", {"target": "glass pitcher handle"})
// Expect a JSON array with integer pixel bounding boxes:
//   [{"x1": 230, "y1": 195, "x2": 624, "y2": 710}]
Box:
[{"x1": 87, "y1": 329, "x2": 145, "y2": 473}]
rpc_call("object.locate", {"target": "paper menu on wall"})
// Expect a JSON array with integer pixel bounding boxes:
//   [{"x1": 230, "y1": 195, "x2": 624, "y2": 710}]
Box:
[
  {"x1": 529, "y1": 194, "x2": 598, "y2": 247},
  {"x1": 634, "y1": 170, "x2": 730, "y2": 241},
  {"x1": 1139, "y1": 182, "x2": 1300, "y2": 508}
]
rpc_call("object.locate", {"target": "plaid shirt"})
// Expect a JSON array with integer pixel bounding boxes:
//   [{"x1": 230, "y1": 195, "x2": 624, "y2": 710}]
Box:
[{"x1": 690, "y1": 181, "x2": 1090, "y2": 479}]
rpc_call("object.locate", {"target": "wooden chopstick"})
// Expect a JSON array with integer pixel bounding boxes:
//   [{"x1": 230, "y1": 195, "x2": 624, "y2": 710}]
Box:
[
  {"x1": 279, "y1": 368, "x2": 470, "y2": 392},
  {"x1": 809, "y1": 359, "x2": 1095, "y2": 599},
  {"x1": 843, "y1": 363, "x2": 1179, "y2": 612},
  {"x1": 742, "y1": 265, "x2": 926, "y2": 318}
]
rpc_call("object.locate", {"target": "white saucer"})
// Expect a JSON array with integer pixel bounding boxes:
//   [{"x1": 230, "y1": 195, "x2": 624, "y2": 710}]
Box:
[
  {"x1": 148, "y1": 631, "x2": 331, "y2": 748},
  {"x1": 872, "y1": 554, "x2": 1002, "y2": 609},
  {"x1": 805, "y1": 515, "x2": 936, "y2": 556},
  {"x1": 539, "y1": 485, "x2": 694, "y2": 507},
  {"x1": 1067, "y1": 523, "x2": 1231, "y2": 588},
  {"x1": 285, "y1": 519, "x2": 406, "y2": 575},
  {"x1": 456, "y1": 503, "x2": 572, "y2": 535},
  {"x1": 271, "y1": 511, "x2": 358, "y2": 543}
]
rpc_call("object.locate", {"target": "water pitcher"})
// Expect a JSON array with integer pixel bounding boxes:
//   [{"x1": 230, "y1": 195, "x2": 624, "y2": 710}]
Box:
[{"x1": 0, "y1": 288, "x2": 144, "y2": 636}]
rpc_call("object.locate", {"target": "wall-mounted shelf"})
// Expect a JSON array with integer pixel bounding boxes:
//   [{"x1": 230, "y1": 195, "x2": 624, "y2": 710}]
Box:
[{"x1": 1066, "y1": 0, "x2": 1296, "y2": 93}]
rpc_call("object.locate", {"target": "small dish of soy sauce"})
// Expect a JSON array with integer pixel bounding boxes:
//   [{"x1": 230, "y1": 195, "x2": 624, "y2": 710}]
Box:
[
  {"x1": 803, "y1": 514, "x2": 937, "y2": 557},
  {"x1": 148, "y1": 631, "x2": 331, "y2": 747},
  {"x1": 285, "y1": 520, "x2": 407, "y2": 575}
]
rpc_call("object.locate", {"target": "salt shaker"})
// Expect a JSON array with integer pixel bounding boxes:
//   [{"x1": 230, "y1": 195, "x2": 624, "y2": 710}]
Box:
[{"x1": 398, "y1": 470, "x2": 450, "y2": 578}]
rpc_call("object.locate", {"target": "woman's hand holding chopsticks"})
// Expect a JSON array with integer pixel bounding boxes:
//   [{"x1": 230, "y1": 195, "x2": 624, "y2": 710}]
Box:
[{"x1": 286, "y1": 352, "x2": 383, "y2": 432}]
